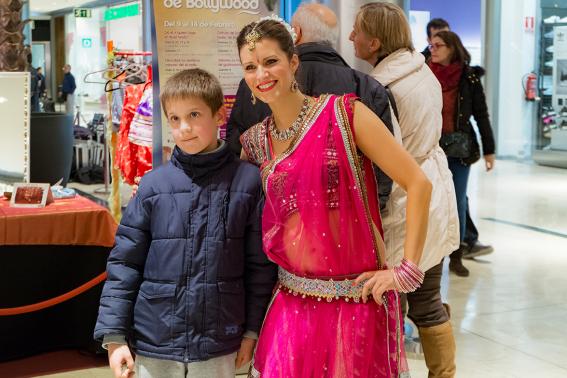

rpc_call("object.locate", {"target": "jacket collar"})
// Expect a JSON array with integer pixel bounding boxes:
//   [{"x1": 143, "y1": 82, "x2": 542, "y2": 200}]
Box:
[
  {"x1": 171, "y1": 140, "x2": 233, "y2": 180},
  {"x1": 297, "y1": 42, "x2": 350, "y2": 68},
  {"x1": 370, "y1": 49, "x2": 425, "y2": 87}
]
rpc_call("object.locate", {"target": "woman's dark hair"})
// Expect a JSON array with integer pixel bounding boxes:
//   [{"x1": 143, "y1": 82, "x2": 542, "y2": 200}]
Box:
[
  {"x1": 434, "y1": 31, "x2": 471, "y2": 65},
  {"x1": 236, "y1": 19, "x2": 296, "y2": 60}
]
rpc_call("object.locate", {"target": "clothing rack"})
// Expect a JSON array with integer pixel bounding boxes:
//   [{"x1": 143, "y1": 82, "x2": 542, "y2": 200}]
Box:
[
  {"x1": 105, "y1": 45, "x2": 153, "y2": 222},
  {"x1": 114, "y1": 51, "x2": 153, "y2": 57}
]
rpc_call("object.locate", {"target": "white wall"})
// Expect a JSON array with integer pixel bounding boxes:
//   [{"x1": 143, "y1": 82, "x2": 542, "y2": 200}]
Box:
[
  {"x1": 0, "y1": 73, "x2": 29, "y2": 181},
  {"x1": 496, "y1": 0, "x2": 537, "y2": 158},
  {"x1": 107, "y1": 10, "x2": 142, "y2": 52}
]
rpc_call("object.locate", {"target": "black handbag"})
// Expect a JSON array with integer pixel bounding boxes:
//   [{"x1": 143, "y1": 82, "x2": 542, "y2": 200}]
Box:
[{"x1": 439, "y1": 129, "x2": 480, "y2": 164}]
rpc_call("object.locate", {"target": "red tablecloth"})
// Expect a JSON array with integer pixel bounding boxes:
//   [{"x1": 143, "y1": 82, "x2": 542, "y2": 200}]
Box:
[{"x1": 0, "y1": 195, "x2": 117, "y2": 247}]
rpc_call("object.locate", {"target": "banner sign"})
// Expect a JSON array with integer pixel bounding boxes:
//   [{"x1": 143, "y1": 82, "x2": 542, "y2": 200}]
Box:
[{"x1": 153, "y1": 0, "x2": 279, "y2": 158}]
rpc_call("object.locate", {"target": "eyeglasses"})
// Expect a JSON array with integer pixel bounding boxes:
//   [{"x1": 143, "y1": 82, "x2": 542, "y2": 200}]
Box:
[{"x1": 428, "y1": 43, "x2": 447, "y2": 50}]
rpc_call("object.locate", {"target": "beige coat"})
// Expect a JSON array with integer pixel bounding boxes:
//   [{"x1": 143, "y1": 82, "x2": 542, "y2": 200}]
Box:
[{"x1": 371, "y1": 49, "x2": 459, "y2": 272}]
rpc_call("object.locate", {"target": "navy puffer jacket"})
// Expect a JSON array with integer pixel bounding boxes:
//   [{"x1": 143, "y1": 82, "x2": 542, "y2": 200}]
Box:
[{"x1": 94, "y1": 143, "x2": 277, "y2": 363}]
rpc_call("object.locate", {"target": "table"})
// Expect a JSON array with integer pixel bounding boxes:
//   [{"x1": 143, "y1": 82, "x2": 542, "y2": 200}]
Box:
[{"x1": 0, "y1": 195, "x2": 117, "y2": 361}]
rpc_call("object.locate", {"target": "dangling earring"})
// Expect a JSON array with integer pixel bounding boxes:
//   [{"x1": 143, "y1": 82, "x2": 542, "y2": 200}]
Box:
[
  {"x1": 290, "y1": 79, "x2": 299, "y2": 92},
  {"x1": 251, "y1": 92, "x2": 257, "y2": 105}
]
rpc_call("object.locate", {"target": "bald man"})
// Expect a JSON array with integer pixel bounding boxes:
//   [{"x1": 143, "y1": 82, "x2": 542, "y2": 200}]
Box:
[
  {"x1": 61, "y1": 64, "x2": 76, "y2": 115},
  {"x1": 227, "y1": 3, "x2": 396, "y2": 210}
]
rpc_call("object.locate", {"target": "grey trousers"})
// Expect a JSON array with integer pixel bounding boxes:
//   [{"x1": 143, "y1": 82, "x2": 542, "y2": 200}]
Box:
[
  {"x1": 134, "y1": 352, "x2": 237, "y2": 378},
  {"x1": 402, "y1": 262, "x2": 449, "y2": 328},
  {"x1": 65, "y1": 93, "x2": 75, "y2": 115}
]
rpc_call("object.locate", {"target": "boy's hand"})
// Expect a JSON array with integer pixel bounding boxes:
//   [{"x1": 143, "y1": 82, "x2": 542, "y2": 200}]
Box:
[
  {"x1": 235, "y1": 337, "x2": 256, "y2": 369},
  {"x1": 108, "y1": 344, "x2": 135, "y2": 378}
]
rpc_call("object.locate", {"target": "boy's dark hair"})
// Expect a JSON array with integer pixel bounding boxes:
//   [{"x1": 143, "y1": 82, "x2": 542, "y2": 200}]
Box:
[
  {"x1": 434, "y1": 30, "x2": 471, "y2": 65},
  {"x1": 426, "y1": 18, "x2": 450, "y2": 38},
  {"x1": 237, "y1": 19, "x2": 296, "y2": 61},
  {"x1": 160, "y1": 68, "x2": 224, "y2": 116}
]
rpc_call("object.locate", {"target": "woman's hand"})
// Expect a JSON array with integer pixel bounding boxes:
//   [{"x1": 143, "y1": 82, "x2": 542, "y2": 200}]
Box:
[
  {"x1": 108, "y1": 344, "x2": 135, "y2": 378},
  {"x1": 484, "y1": 154, "x2": 495, "y2": 171},
  {"x1": 355, "y1": 270, "x2": 396, "y2": 305},
  {"x1": 235, "y1": 337, "x2": 256, "y2": 369}
]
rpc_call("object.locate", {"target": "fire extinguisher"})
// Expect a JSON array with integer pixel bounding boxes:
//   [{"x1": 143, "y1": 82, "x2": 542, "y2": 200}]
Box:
[{"x1": 523, "y1": 72, "x2": 539, "y2": 101}]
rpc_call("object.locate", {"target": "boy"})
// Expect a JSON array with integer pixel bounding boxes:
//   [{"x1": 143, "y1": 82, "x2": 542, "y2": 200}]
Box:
[{"x1": 94, "y1": 68, "x2": 277, "y2": 378}]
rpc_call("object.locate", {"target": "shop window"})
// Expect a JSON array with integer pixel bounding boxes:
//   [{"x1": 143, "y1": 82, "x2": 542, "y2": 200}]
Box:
[{"x1": 538, "y1": 3, "x2": 567, "y2": 152}]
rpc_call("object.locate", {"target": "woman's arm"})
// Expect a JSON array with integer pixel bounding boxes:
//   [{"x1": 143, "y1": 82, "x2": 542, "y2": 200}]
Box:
[
  {"x1": 353, "y1": 101, "x2": 432, "y2": 265},
  {"x1": 470, "y1": 77, "x2": 496, "y2": 171},
  {"x1": 351, "y1": 101, "x2": 432, "y2": 304}
]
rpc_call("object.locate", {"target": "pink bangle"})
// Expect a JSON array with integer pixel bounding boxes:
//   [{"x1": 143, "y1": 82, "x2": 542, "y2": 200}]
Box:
[{"x1": 392, "y1": 258, "x2": 424, "y2": 293}]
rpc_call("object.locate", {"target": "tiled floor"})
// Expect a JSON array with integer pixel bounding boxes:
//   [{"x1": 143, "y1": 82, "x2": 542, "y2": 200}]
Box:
[{"x1": 4, "y1": 160, "x2": 567, "y2": 377}]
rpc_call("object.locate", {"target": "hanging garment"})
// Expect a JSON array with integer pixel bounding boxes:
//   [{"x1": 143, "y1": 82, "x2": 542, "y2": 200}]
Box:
[
  {"x1": 111, "y1": 82, "x2": 125, "y2": 133},
  {"x1": 115, "y1": 83, "x2": 144, "y2": 185},
  {"x1": 129, "y1": 84, "x2": 153, "y2": 147},
  {"x1": 128, "y1": 83, "x2": 153, "y2": 182}
]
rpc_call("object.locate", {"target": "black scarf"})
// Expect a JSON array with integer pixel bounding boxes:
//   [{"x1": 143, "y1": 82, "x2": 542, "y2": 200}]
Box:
[{"x1": 171, "y1": 141, "x2": 233, "y2": 180}]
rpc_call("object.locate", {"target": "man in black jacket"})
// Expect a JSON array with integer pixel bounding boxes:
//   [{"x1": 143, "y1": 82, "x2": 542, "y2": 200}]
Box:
[{"x1": 227, "y1": 3, "x2": 398, "y2": 209}]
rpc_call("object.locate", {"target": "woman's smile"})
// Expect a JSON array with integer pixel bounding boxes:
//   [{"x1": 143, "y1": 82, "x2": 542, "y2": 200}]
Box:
[{"x1": 257, "y1": 80, "x2": 277, "y2": 92}]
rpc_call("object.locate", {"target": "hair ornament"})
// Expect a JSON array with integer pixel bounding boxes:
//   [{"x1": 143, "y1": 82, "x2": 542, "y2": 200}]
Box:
[
  {"x1": 245, "y1": 14, "x2": 297, "y2": 51},
  {"x1": 258, "y1": 14, "x2": 297, "y2": 43},
  {"x1": 245, "y1": 28, "x2": 262, "y2": 51}
]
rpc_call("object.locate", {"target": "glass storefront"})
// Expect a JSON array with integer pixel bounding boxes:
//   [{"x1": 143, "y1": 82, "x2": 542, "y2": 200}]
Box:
[
  {"x1": 534, "y1": 0, "x2": 567, "y2": 167},
  {"x1": 63, "y1": 1, "x2": 143, "y2": 121}
]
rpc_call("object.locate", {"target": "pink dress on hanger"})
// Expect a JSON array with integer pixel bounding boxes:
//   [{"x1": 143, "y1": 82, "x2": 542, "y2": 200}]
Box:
[
  {"x1": 115, "y1": 66, "x2": 153, "y2": 186},
  {"x1": 241, "y1": 94, "x2": 409, "y2": 378},
  {"x1": 115, "y1": 83, "x2": 144, "y2": 185}
]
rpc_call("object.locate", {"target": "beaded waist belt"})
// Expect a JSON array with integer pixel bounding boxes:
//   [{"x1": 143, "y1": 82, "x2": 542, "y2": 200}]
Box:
[{"x1": 278, "y1": 267, "x2": 365, "y2": 303}]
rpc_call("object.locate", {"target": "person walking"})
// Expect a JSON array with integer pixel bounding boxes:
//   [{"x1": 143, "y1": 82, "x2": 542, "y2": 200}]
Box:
[
  {"x1": 427, "y1": 30, "x2": 496, "y2": 276},
  {"x1": 420, "y1": 18, "x2": 495, "y2": 260}
]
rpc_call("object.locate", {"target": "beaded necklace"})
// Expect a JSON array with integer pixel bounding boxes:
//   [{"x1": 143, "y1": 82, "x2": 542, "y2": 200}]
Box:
[{"x1": 269, "y1": 96, "x2": 310, "y2": 141}]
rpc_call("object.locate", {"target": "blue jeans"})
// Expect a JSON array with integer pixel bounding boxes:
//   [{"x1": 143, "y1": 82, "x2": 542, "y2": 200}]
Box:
[
  {"x1": 464, "y1": 197, "x2": 479, "y2": 245},
  {"x1": 447, "y1": 158, "x2": 471, "y2": 243}
]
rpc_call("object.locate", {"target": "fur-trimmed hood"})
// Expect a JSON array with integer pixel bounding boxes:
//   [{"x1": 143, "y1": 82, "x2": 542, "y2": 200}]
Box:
[{"x1": 469, "y1": 65, "x2": 485, "y2": 78}]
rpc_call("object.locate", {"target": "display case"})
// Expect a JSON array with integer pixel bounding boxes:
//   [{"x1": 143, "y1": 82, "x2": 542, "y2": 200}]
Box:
[
  {"x1": 0, "y1": 72, "x2": 30, "y2": 183},
  {"x1": 534, "y1": 4, "x2": 567, "y2": 168}
]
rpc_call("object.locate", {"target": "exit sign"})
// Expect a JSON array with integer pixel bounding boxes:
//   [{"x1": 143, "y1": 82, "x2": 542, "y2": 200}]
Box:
[
  {"x1": 104, "y1": 3, "x2": 139, "y2": 21},
  {"x1": 74, "y1": 8, "x2": 92, "y2": 18}
]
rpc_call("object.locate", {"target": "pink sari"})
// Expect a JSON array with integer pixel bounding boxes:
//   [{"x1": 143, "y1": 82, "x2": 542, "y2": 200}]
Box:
[{"x1": 241, "y1": 94, "x2": 408, "y2": 377}]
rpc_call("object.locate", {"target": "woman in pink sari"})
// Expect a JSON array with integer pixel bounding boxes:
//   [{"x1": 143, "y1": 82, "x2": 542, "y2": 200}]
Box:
[{"x1": 237, "y1": 18, "x2": 432, "y2": 378}]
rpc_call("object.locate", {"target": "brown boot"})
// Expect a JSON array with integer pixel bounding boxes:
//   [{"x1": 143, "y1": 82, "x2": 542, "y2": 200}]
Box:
[
  {"x1": 449, "y1": 246, "x2": 469, "y2": 277},
  {"x1": 418, "y1": 321, "x2": 456, "y2": 378}
]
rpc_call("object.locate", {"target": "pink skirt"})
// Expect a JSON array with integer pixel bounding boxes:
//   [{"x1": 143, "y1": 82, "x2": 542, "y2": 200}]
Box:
[{"x1": 250, "y1": 289, "x2": 409, "y2": 378}]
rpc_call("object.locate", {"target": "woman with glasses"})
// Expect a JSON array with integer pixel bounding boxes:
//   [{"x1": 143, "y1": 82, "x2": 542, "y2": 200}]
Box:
[
  {"x1": 427, "y1": 31, "x2": 496, "y2": 278},
  {"x1": 350, "y1": 3, "x2": 459, "y2": 377}
]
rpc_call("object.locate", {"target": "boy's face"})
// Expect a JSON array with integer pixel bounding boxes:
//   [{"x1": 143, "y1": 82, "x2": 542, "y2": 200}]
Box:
[{"x1": 166, "y1": 96, "x2": 225, "y2": 155}]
